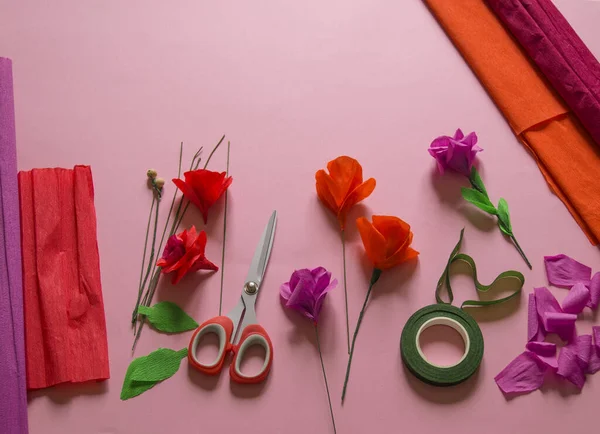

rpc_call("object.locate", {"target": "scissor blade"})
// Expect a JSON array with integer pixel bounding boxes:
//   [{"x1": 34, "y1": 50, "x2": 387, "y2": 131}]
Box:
[{"x1": 245, "y1": 210, "x2": 277, "y2": 289}]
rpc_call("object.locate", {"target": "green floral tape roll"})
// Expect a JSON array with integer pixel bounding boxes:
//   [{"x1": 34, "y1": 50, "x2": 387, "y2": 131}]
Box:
[{"x1": 400, "y1": 304, "x2": 483, "y2": 386}]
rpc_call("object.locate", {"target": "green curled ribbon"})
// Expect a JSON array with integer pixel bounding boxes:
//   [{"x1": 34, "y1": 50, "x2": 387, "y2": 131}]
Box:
[{"x1": 435, "y1": 229, "x2": 525, "y2": 308}]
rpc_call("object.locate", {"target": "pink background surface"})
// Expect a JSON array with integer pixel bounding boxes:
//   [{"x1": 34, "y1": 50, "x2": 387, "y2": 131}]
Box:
[{"x1": 2, "y1": 1, "x2": 600, "y2": 433}]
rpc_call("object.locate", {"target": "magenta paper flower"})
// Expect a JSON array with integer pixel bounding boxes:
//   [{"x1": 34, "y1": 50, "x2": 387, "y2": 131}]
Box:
[
  {"x1": 280, "y1": 267, "x2": 338, "y2": 323},
  {"x1": 158, "y1": 234, "x2": 186, "y2": 269},
  {"x1": 428, "y1": 129, "x2": 482, "y2": 176},
  {"x1": 280, "y1": 267, "x2": 338, "y2": 433}
]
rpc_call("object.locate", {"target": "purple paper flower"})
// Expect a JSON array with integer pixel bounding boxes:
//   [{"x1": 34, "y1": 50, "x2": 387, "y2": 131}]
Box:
[
  {"x1": 428, "y1": 128, "x2": 482, "y2": 176},
  {"x1": 280, "y1": 267, "x2": 338, "y2": 323},
  {"x1": 159, "y1": 234, "x2": 186, "y2": 269}
]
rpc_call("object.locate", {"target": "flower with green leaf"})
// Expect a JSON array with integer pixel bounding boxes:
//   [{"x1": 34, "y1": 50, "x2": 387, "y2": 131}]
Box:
[{"x1": 429, "y1": 129, "x2": 531, "y2": 269}]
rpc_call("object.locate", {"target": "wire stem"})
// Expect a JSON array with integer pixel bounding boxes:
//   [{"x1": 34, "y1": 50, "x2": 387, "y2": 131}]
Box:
[
  {"x1": 341, "y1": 269, "x2": 381, "y2": 403},
  {"x1": 511, "y1": 235, "x2": 532, "y2": 270},
  {"x1": 315, "y1": 323, "x2": 337, "y2": 434},
  {"x1": 219, "y1": 141, "x2": 231, "y2": 315},
  {"x1": 341, "y1": 229, "x2": 350, "y2": 354}
]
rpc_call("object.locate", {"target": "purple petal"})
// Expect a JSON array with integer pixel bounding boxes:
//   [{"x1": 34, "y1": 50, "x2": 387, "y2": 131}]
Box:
[
  {"x1": 289, "y1": 268, "x2": 311, "y2": 291},
  {"x1": 527, "y1": 293, "x2": 544, "y2": 342},
  {"x1": 544, "y1": 254, "x2": 592, "y2": 288},
  {"x1": 310, "y1": 266, "x2": 328, "y2": 282},
  {"x1": 453, "y1": 128, "x2": 465, "y2": 140},
  {"x1": 534, "y1": 287, "x2": 562, "y2": 315},
  {"x1": 561, "y1": 282, "x2": 590, "y2": 314},
  {"x1": 312, "y1": 268, "x2": 332, "y2": 294},
  {"x1": 526, "y1": 342, "x2": 558, "y2": 369},
  {"x1": 526, "y1": 341, "x2": 556, "y2": 357},
  {"x1": 543, "y1": 312, "x2": 577, "y2": 342},
  {"x1": 557, "y1": 335, "x2": 592, "y2": 389},
  {"x1": 588, "y1": 347, "x2": 600, "y2": 374},
  {"x1": 312, "y1": 278, "x2": 338, "y2": 322},
  {"x1": 495, "y1": 352, "x2": 548, "y2": 394},
  {"x1": 279, "y1": 282, "x2": 292, "y2": 301},
  {"x1": 589, "y1": 327, "x2": 600, "y2": 374},
  {"x1": 462, "y1": 131, "x2": 478, "y2": 147},
  {"x1": 586, "y1": 272, "x2": 600, "y2": 310}
]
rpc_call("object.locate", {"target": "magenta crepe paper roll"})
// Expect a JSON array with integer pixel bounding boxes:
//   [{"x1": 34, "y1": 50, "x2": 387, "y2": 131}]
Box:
[
  {"x1": 0, "y1": 57, "x2": 29, "y2": 434},
  {"x1": 486, "y1": 0, "x2": 600, "y2": 147}
]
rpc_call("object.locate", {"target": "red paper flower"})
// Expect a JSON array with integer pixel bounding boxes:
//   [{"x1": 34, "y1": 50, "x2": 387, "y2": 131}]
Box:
[
  {"x1": 156, "y1": 226, "x2": 218, "y2": 284},
  {"x1": 172, "y1": 169, "x2": 232, "y2": 224}
]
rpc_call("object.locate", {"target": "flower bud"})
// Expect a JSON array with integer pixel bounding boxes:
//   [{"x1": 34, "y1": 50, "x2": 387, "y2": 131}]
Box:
[
  {"x1": 154, "y1": 177, "x2": 165, "y2": 189},
  {"x1": 147, "y1": 169, "x2": 157, "y2": 179}
]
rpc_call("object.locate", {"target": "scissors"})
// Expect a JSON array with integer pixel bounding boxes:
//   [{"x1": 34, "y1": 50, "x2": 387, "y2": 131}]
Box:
[{"x1": 188, "y1": 211, "x2": 277, "y2": 384}]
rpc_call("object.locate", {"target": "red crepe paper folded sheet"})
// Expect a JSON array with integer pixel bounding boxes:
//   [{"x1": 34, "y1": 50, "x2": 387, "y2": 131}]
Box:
[
  {"x1": 0, "y1": 57, "x2": 29, "y2": 434},
  {"x1": 487, "y1": 0, "x2": 600, "y2": 147},
  {"x1": 19, "y1": 165, "x2": 110, "y2": 389}
]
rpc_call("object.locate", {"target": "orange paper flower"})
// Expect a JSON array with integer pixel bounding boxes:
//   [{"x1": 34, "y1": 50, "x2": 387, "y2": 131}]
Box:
[
  {"x1": 315, "y1": 156, "x2": 376, "y2": 230},
  {"x1": 356, "y1": 215, "x2": 419, "y2": 270}
]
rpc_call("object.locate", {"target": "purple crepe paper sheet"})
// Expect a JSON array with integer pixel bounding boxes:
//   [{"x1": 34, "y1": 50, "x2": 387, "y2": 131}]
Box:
[
  {"x1": 0, "y1": 58, "x2": 29, "y2": 434},
  {"x1": 497, "y1": 255, "x2": 600, "y2": 396}
]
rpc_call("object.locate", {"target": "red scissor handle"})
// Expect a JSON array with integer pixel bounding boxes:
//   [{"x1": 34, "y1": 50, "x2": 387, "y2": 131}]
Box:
[
  {"x1": 188, "y1": 316, "x2": 234, "y2": 375},
  {"x1": 230, "y1": 324, "x2": 273, "y2": 384}
]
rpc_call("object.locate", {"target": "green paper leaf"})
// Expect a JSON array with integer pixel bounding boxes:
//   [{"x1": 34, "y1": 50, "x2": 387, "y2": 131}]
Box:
[
  {"x1": 137, "y1": 302, "x2": 199, "y2": 333},
  {"x1": 469, "y1": 167, "x2": 488, "y2": 196},
  {"x1": 497, "y1": 198, "x2": 512, "y2": 236},
  {"x1": 120, "y1": 348, "x2": 188, "y2": 401},
  {"x1": 461, "y1": 187, "x2": 497, "y2": 215}
]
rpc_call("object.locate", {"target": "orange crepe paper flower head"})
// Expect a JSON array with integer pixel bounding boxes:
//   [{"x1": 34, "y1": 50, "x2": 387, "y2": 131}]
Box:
[
  {"x1": 356, "y1": 215, "x2": 419, "y2": 271},
  {"x1": 315, "y1": 156, "x2": 376, "y2": 230},
  {"x1": 342, "y1": 214, "x2": 418, "y2": 403}
]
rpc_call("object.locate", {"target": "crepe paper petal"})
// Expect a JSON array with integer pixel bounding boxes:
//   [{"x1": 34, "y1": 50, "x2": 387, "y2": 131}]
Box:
[
  {"x1": 561, "y1": 282, "x2": 591, "y2": 314},
  {"x1": 588, "y1": 329, "x2": 600, "y2": 374},
  {"x1": 588, "y1": 347, "x2": 600, "y2": 375},
  {"x1": 315, "y1": 156, "x2": 375, "y2": 230},
  {"x1": 533, "y1": 287, "x2": 577, "y2": 341},
  {"x1": 137, "y1": 302, "x2": 199, "y2": 333},
  {"x1": 526, "y1": 342, "x2": 558, "y2": 370},
  {"x1": 19, "y1": 166, "x2": 110, "y2": 390},
  {"x1": 120, "y1": 348, "x2": 187, "y2": 400},
  {"x1": 527, "y1": 293, "x2": 545, "y2": 342},
  {"x1": 495, "y1": 352, "x2": 548, "y2": 394},
  {"x1": 586, "y1": 273, "x2": 600, "y2": 310},
  {"x1": 544, "y1": 254, "x2": 591, "y2": 288},
  {"x1": 157, "y1": 226, "x2": 218, "y2": 284},
  {"x1": 356, "y1": 216, "x2": 419, "y2": 270},
  {"x1": 428, "y1": 129, "x2": 482, "y2": 176},
  {"x1": 280, "y1": 267, "x2": 337, "y2": 323},
  {"x1": 526, "y1": 341, "x2": 556, "y2": 357},
  {"x1": 534, "y1": 286, "x2": 561, "y2": 316},
  {"x1": 543, "y1": 312, "x2": 577, "y2": 342},
  {"x1": 557, "y1": 335, "x2": 592, "y2": 389},
  {"x1": 172, "y1": 169, "x2": 232, "y2": 224}
]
